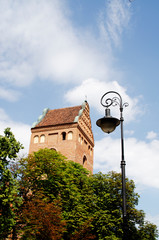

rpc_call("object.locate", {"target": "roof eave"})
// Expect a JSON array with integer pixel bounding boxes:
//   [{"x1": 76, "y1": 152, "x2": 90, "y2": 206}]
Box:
[{"x1": 31, "y1": 122, "x2": 78, "y2": 130}]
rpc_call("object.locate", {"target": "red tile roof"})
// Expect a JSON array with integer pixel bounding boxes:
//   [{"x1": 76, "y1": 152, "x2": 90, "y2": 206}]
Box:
[{"x1": 34, "y1": 105, "x2": 82, "y2": 128}]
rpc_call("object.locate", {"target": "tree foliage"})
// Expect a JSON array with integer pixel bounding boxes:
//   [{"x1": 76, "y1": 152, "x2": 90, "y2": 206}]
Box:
[
  {"x1": 20, "y1": 195, "x2": 66, "y2": 240},
  {"x1": 16, "y1": 148, "x2": 158, "y2": 240},
  {"x1": 0, "y1": 129, "x2": 158, "y2": 240},
  {"x1": 138, "y1": 221, "x2": 159, "y2": 240},
  {"x1": 0, "y1": 128, "x2": 23, "y2": 239},
  {"x1": 17, "y1": 149, "x2": 94, "y2": 239}
]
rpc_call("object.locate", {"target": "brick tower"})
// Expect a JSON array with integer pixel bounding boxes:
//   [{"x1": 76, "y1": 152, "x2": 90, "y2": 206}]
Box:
[{"x1": 29, "y1": 101, "x2": 94, "y2": 173}]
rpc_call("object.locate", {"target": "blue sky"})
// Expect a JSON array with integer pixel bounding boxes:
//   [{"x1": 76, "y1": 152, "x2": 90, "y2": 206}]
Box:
[{"x1": 1, "y1": 0, "x2": 159, "y2": 232}]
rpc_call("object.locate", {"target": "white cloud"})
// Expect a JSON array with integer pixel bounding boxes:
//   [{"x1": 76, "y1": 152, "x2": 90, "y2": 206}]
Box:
[
  {"x1": 99, "y1": 0, "x2": 131, "y2": 49},
  {"x1": 65, "y1": 78, "x2": 143, "y2": 123},
  {"x1": 0, "y1": 108, "x2": 10, "y2": 121},
  {"x1": 0, "y1": 108, "x2": 30, "y2": 156},
  {"x1": 0, "y1": 86, "x2": 20, "y2": 102},
  {"x1": 0, "y1": 0, "x2": 109, "y2": 89},
  {"x1": 0, "y1": 0, "x2": 136, "y2": 131},
  {"x1": 94, "y1": 136, "x2": 159, "y2": 189},
  {"x1": 146, "y1": 131, "x2": 157, "y2": 140}
]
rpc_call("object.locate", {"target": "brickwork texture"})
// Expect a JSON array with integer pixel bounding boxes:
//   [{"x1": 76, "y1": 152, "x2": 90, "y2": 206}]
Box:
[{"x1": 29, "y1": 101, "x2": 94, "y2": 173}]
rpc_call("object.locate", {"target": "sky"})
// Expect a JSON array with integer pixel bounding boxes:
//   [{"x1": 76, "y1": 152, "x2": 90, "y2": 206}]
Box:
[{"x1": 0, "y1": 0, "x2": 159, "y2": 232}]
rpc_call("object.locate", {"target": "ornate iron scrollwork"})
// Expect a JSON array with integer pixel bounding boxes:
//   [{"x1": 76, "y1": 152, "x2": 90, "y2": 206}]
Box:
[{"x1": 101, "y1": 91, "x2": 129, "y2": 111}]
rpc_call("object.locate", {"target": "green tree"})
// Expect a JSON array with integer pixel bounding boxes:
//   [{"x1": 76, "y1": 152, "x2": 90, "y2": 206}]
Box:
[
  {"x1": 17, "y1": 148, "x2": 158, "y2": 240},
  {"x1": 0, "y1": 128, "x2": 23, "y2": 239},
  {"x1": 18, "y1": 148, "x2": 96, "y2": 239},
  {"x1": 138, "y1": 221, "x2": 158, "y2": 240},
  {"x1": 89, "y1": 172, "x2": 158, "y2": 240}
]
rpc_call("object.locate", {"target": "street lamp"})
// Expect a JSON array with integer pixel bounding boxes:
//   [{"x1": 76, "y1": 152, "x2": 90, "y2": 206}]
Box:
[{"x1": 96, "y1": 91, "x2": 128, "y2": 239}]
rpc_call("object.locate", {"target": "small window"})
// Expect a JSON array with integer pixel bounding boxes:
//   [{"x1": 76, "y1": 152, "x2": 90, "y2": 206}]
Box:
[
  {"x1": 33, "y1": 135, "x2": 39, "y2": 144},
  {"x1": 78, "y1": 134, "x2": 81, "y2": 142},
  {"x1": 90, "y1": 148, "x2": 93, "y2": 156},
  {"x1": 68, "y1": 131, "x2": 73, "y2": 140},
  {"x1": 40, "y1": 135, "x2": 45, "y2": 143},
  {"x1": 83, "y1": 155, "x2": 87, "y2": 167},
  {"x1": 62, "y1": 132, "x2": 66, "y2": 140}
]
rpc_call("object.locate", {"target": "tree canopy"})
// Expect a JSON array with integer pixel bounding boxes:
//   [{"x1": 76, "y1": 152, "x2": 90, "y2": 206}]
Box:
[
  {"x1": 0, "y1": 128, "x2": 158, "y2": 239},
  {"x1": 0, "y1": 128, "x2": 23, "y2": 239},
  {"x1": 16, "y1": 148, "x2": 158, "y2": 240}
]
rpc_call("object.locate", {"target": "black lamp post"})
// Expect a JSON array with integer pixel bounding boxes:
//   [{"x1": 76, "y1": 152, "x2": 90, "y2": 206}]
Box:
[{"x1": 96, "y1": 91, "x2": 128, "y2": 240}]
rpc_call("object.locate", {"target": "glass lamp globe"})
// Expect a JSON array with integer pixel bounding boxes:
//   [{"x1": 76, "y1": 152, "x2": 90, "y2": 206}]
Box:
[{"x1": 96, "y1": 108, "x2": 120, "y2": 134}]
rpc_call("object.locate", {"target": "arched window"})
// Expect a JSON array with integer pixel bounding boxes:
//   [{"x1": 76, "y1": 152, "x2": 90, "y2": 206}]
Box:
[
  {"x1": 33, "y1": 135, "x2": 39, "y2": 144},
  {"x1": 83, "y1": 155, "x2": 87, "y2": 167},
  {"x1": 50, "y1": 148, "x2": 57, "y2": 151},
  {"x1": 62, "y1": 132, "x2": 66, "y2": 140},
  {"x1": 40, "y1": 135, "x2": 45, "y2": 143},
  {"x1": 68, "y1": 131, "x2": 73, "y2": 140}
]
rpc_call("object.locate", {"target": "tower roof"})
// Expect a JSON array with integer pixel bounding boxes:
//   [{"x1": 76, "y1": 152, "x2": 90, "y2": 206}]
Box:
[{"x1": 32, "y1": 105, "x2": 84, "y2": 128}]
